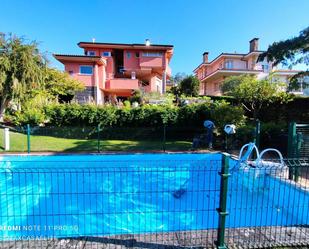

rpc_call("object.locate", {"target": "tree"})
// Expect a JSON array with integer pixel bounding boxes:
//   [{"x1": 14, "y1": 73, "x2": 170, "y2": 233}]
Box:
[
  {"x1": 0, "y1": 33, "x2": 85, "y2": 120},
  {"x1": 170, "y1": 72, "x2": 187, "y2": 86},
  {"x1": 44, "y1": 68, "x2": 84, "y2": 102},
  {"x1": 258, "y1": 26, "x2": 309, "y2": 90},
  {"x1": 0, "y1": 33, "x2": 46, "y2": 119},
  {"x1": 221, "y1": 75, "x2": 291, "y2": 119},
  {"x1": 178, "y1": 75, "x2": 200, "y2": 97}
]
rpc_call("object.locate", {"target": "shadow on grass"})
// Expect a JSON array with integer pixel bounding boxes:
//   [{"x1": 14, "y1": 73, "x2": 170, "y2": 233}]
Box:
[
  {"x1": 62, "y1": 139, "x2": 192, "y2": 153},
  {"x1": 0, "y1": 127, "x2": 193, "y2": 153}
]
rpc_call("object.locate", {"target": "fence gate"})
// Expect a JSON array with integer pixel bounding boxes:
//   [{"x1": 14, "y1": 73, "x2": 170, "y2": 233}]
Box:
[{"x1": 288, "y1": 122, "x2": 309, "y2": 181}]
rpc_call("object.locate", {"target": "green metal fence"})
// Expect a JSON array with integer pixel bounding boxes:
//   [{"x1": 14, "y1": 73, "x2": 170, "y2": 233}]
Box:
[
  {"x1": 225, "y1": 157, "x2": 309, "y2": 248},
  {"x1": 0, "y1": 153, "x2": 308, "y2": 248},
  {"x1": 0, "y1": 122, "x2": 264, "y2": 154},
  {"x1": 288, "y1": 122, "x2": 309, "y2": 158},
  {"x1": 253, "y1": 119, "x2": 261, "y2": 149},
  {"x1": 288, "y1": 122, "x2": 309, "y2": 181},
  {"x1": 0, "y1": 125, "x2": 210, "y2": 153}
]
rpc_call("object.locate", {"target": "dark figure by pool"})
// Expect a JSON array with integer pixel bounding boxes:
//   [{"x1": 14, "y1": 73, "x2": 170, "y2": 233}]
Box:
[
  {"x1": 204, "y1": 120, "x2": 215, "y2": 149},
  {"x1": 192, "y1": 120, "x2": 215, "y2": 149}
]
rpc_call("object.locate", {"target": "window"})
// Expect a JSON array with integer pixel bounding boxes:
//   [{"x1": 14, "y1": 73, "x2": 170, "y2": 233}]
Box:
[
  {"x1": 141, "y1": 51, "x2": 163, "y2": 57},
  {"x1": 262, "y1": 64, "x2": 269, "y2": 72},
  {"x1": 224, "y1": 60, "x2": 233, "y2": 69},
  {"x1": 87, "y1": 51, "x2": 96, "y2": 56},
  {"x1": 127, "y1": 52, "x2": 131, "y2": 58},
  {"x1": 135, "y1": 52, "x2": 140, "y2": 58},
  {"x1": 102, "y1": 51, "x2": 111, "y2": 57},
  {"x1": 79, "y1": 65, "x2": 93, "y2": 75}
]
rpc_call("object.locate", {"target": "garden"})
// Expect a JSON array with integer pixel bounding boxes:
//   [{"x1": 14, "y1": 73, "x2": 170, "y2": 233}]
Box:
[
  {"x1": 0, "y1": 32, "x2": 308, "y2": 153},
  {"x1": 1, "y1": 88, "x2": 308, "y2": 153}
]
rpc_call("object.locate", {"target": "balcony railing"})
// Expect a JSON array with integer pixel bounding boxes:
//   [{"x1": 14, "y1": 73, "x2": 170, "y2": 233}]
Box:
[
  {"x1": 198, "y1": 66, "x2": 263, "y2": 80},
  {"x1": 106, "y1": 78, "x2": 139, "y2": 90},
  {"x1": 139, "y1": 56, "x2": 163, "y2": 68}
]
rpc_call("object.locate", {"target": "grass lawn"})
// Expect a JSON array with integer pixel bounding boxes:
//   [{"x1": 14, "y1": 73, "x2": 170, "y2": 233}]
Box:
[{"x1": 0, "y1": 129, "x2": 192, "y2": 152}]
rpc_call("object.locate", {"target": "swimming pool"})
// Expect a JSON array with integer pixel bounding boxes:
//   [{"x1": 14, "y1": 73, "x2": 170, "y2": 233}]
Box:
[{"x1": 0, "y1": 153, "x2": 308, "y2": 240}]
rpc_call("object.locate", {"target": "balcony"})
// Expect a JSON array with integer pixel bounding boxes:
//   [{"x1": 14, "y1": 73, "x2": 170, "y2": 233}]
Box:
[
  {"x1": 139, "y1": 57, "x2": 163, "y2": 68},
  {"x1": 199, "y1": 66, "x2": 263, "y2": 81},
  {"x1": 105, "y1": 78, "x2": 139, "y2": 90}
]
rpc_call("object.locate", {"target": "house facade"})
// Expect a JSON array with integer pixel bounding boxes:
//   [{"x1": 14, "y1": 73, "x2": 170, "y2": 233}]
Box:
[
  {"x1": 54, "y1": 40, "x2": 173, "y2": 104},
  {"x1": 194, "y1": 38, "x2": 300, "y2": 96}
]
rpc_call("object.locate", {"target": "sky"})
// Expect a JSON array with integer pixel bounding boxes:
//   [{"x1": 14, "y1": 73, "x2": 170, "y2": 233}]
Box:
[{"x1": 0, "y1": 0, "x2": 309, "y2": 75}]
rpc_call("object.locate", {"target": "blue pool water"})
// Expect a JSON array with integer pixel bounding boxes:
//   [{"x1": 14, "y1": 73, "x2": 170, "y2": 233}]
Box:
[{"x1": 0, "y1": 153, "x2": 308, "y2": 239}]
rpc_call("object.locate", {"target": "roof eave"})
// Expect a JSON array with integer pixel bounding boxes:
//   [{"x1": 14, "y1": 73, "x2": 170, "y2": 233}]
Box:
[
  {"x1": 193, "y1": 50, "x2": 267, "y2": 73},
  {"x1": 78, "y1": 42, "x2": 174, "y2": 51},
  {"x1": 53, "y1": 54, "x2": 106, "y2": 65}
]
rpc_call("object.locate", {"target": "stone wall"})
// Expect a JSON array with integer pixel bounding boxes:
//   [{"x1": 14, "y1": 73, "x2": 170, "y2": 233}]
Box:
[{"x1": 75, "y1": 87, "x2": 95, "y2": 104}]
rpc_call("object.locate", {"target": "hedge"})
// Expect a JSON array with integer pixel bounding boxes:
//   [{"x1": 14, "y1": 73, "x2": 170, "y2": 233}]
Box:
[
  {"x1": 259, "y1": 97, "x2": 309, "y2": 123},
  {"x1": 10, "y1": 101, "x2": 245, "y2": 131},
  {"x1": 207, "y1": 95, "x2": 309, "y2": 122}
]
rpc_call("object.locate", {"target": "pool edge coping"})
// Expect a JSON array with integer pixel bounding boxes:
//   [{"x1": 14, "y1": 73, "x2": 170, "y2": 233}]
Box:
[{"x1": 0, "y1": 149, "x2": 224, "y2": 156}]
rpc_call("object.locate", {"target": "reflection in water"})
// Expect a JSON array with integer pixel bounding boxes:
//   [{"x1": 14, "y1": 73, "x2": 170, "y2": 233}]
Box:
[
  {"x1": 0, "y1": 158, "x2": 307, "y2": 240},
  {"x1": 0, "y1": 163, "x2": 198, "y2": 238},
  {"x1": 0, "y1": 170, "x2": 52, "y2": 238}
]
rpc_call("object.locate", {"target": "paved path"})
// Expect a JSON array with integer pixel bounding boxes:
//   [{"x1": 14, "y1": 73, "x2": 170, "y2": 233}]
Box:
[{"x1": 1, "y1": 226, "x2": 308, "y2": 249}]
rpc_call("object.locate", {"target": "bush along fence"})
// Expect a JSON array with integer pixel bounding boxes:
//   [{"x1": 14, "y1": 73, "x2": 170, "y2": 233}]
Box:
[{"x1": 0, "y1": 154, "x2": 308, "y2": 249}]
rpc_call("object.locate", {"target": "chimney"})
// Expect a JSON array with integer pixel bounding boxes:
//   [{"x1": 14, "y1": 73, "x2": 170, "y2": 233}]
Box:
[
  {"x1": 249, "y1": 38, "x2": 259, "y2": 52},
  {"x1": 145, "y1": 39, "x2": 150, "y2": 46},
  {"x1": 203, "y1": 52, "x2": 209, "y2": 63}
]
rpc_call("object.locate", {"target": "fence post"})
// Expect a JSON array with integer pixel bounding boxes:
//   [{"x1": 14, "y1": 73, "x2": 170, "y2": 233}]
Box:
[
  {"x1": 216, "y1": 153, "x2": 230, "y2": 249},
  {"x1": 97, "y1": 124, "x2": 100, "y2": 153},
  {"x1": 288, "y1": 122, "x2": 297, "y2": 180},
  {"x1": 27, "y1": 124, "x2": 30, "y2": 154},
  {"x1": 254, "y1": 119, "x2": 261, "y2": 149},
  {"x1": 294, "y1": 133, "x2": 302, "y2": 182},
  {"x1": 162, "y1": 124, "x2": 166, "y2": 152},
  {"x1": 4, "y1": 128, "x2": 10, "y2": 151}
]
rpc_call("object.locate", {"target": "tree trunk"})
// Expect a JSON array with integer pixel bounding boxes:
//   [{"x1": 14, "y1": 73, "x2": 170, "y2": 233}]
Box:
[{"x1": 0, "y1": 97, "x2": 9, "y2": 122}]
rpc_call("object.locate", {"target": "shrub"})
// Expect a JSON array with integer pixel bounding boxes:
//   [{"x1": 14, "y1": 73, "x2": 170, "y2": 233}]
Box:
[
  {"x1": 123, "y1": 100, "x2": 131, "y2": 108},
  {"x1": 143, "y1": 92, "x2": 175, "y2": 105},
  {"x1": 129, "y1": 89, "x2": 142, "y2": 104},
  {"x1": 13, "y1": 108, "x2": 46, "y2": 126},
  {"x1": 211, "y1": 101, "x2": 245, "y2": 131}
]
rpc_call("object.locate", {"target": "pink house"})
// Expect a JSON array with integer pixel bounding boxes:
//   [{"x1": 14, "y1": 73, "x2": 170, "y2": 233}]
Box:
[
  {"x1": 194, "y1": 38, "x2": 299, "y2": 96},
  {"x1": 54, "y1": 40, "x2": 173, "y2": 104}
]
